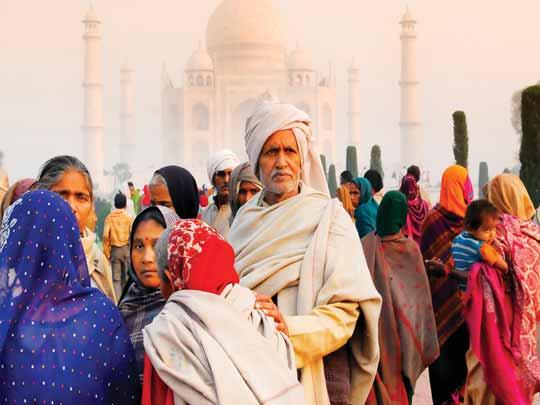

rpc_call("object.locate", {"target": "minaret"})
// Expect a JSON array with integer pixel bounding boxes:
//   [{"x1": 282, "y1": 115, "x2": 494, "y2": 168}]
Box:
[
  {"x1": 120, "y1": 62, "x2": 135, "y2": 165},
  {"x1": 82, "y1": 4, "x2": 104, "y2": 188},
  {"x1": 399, "y1": 7, "x2": 421, "y2": 166},
  {"x1": 347, "y1": 59, "x2": 361, "y2": 148}
]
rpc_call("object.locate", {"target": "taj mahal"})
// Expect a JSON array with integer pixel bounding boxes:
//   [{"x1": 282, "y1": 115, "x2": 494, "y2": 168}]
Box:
[{"x1": 82, "y1": 0, "x2": 421, "y2": 186}]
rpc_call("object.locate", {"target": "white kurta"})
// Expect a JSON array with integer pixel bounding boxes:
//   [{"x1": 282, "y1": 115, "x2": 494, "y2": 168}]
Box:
[
  {"x1": 229, "y1": 186, "x2": 382, "y2": 405},
  {"x1": 201, "y1": 202, "x2": 232, "y2": 239}
]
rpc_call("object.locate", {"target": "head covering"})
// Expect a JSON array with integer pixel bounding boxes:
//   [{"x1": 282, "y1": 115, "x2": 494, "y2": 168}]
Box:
[
  {"x1": 154, "y1": 165, "x2": 199, "y2": 219},
  {"x1": 487, "y1": 174, "x2": 536, "y2": 221},
  {"x1": 167, "y1": 219, "x2": 239, "y2": 295},
  {"x1": 400, "y1": 174, "x2": 419, "y2": 201},
  {"x1": 336, "y1": 185, "x2": 355, "y2": 219},
  {"x1": 353, "y1": 177, "x2": 379, "y2": 238},
  {"x1": 245, "y1": 100, "x2": 329, "y2": 195},
  {"x1": 400, "y1": 174, "x2": 430, "y2": 244},
  {"x1": 0, "y1": 178, "x2": 33, "y2": 220},
  {"x1": 376, "y1": 191, "x2": 408, "y2": 237},
  {"x1": 228, "y1": 162, "x2": 263, "y2": 219},
  {"x1": 118, "y1": 205, "x2": 180, "y2": 381},
  {"x1": 206, "y1": 149, "x2": 240, "y2": 184},
  {"x1": 0, "y1": 190, "x2": 139, "y2": 403},
  {"x1": 439, "y1": 165, "x2": 473, "y2": 218}
]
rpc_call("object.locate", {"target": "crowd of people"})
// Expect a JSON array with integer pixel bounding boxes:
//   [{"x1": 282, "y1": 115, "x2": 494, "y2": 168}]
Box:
[{"x1": 1, "y1": 100, "x2": 540, "y2": 405}]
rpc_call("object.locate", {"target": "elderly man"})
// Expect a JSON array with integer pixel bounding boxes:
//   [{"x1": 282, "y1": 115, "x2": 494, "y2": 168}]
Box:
[
  {"x1": 228, "y1": 101, "x2": 382, "y2": 405},
  {"x1": 202, "y1": 149, "x2": 240, "y2": 238},
  {"x1": 228, "y1": 162, "x2": 263, "y2": 224}
]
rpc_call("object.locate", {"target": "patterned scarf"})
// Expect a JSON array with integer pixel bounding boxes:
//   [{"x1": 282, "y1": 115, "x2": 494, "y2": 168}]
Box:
[
  {"x1": 495, "y1": 214, "x2": 540, "y2": 396},
  {"x1": 400, "y1": 175, "x2": 429, "y2": 244},
  {"x1": 420, "y1": 204, "x2": 464, "y2": 344},
  {"x1": 364, "y1": 233, "x2": 439, "y2": 405},
  {"x1": 118, "y1": 205, "x2": 180, "y2": 382},
  {"x1": 167, "y1": 219, "x2": 239, "y2": 294}
]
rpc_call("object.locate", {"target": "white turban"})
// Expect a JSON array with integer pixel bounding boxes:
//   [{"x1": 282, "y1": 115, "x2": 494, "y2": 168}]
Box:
[
  {"x1": 245, "y1": 100, "x2": 329, "y2": 196},
  {"x1": 206, "y1": 149, "x2": 240, "y2": 183}
]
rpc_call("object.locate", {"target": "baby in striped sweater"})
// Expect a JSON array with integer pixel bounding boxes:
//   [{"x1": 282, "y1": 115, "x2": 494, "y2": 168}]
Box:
[{"x1": 451, "y1": 199, "x2": 508, "y2": 291}]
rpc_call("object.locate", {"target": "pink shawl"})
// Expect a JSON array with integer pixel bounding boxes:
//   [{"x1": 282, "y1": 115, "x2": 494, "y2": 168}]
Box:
[
  {"x1": 464, "y1": 262, "x2": 529, "y2": 404},
  {"x1": 495, "y1": 213, "x2": 540, "y2": 395}
]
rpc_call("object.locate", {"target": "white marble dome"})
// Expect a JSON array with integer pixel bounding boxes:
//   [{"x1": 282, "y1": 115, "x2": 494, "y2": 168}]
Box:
[
  {"x1": 206, "y1": 0, "x2": 285, "y2": 49},
  {"x1": 186, "y1": 45, "x2": 214, "y2": 71},
  {"x1": 288, "y1": 47, "x2": 315, "y2": 71},
  {"x1": 205, "y1": 0, "x2": 286, "y2": 75}
]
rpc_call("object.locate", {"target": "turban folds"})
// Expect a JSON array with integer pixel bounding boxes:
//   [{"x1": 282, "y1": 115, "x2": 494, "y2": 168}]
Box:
[
  {"x1": 206, "y1": 150, "x2": 240, "y2": 183},
  {"x1": 244, "y1": 100, "x2": 329, "y2": 196}
]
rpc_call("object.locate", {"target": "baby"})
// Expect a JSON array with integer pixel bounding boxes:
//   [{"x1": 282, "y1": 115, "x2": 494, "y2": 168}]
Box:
[{"x1": 451, "y1": 199, "x2": 508, "y2": 291}]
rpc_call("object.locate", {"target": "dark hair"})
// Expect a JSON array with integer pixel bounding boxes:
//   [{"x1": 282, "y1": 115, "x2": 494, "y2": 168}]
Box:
[
  {"x1": 407, "y1": 165, "x2": 421, "y2": 182},
  {"x1": 114, "y1": 192, "x2": 127, "y2": 209},
  {"x1": 127, "y1": 181, "x2": 134, "y2": 188},
  {"x1": 464, "y1": 199, "x2": 500, "y2": 230},
  {"x1": 340, "y1": 170, "x2": 354, "y2": 185},
  {"x1": 35, "y1": 155, "x2": 94, "y2": 199},
  {"x1": 364, "y1": 170, "x2": 383, "y2": 193}
]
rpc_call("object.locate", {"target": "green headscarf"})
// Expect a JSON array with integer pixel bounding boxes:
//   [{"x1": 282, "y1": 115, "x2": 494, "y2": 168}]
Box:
[{"x1": 376, "y1": 191, "x2": 408, "y2": 237}]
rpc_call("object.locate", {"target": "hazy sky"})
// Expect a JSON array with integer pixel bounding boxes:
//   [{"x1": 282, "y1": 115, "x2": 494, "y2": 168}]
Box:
[{"x1": 1, "y1": 0, "x2": 539, "y2": 188}]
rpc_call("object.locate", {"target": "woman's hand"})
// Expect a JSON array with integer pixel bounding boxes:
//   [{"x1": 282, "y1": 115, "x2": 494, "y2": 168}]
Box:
[
  {"x1": 425, "y1": 258, "x2": 448, "y2": 277},
  {"x1": 255, "y1": 294, "x2": 289, "y2": 336}
]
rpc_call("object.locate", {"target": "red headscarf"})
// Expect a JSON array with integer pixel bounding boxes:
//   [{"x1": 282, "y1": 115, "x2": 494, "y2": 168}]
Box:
[{"x1": 167, "y1": 219, "x2": 239, "y2": 295}]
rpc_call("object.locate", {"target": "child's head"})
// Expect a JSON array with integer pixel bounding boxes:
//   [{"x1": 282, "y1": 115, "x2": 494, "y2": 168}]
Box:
[{"x1": 464, "y1": 199, "x2": 500, "y2": 242}]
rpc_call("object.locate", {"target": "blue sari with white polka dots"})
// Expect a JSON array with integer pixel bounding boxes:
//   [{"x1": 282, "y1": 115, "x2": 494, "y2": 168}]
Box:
[{"x1": 0, "y1": 190, "x2": 140, "y2": 404}]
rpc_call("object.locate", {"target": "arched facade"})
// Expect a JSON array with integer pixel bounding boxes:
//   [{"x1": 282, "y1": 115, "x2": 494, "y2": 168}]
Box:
[{"x1": 192, "y1": 103, "x2": 210, "y2": 131}]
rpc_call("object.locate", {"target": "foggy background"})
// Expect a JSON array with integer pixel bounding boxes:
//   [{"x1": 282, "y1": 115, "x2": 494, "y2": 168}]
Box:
[{"x1": 1, "y1": 0, "x2": 538, "y2": 187}]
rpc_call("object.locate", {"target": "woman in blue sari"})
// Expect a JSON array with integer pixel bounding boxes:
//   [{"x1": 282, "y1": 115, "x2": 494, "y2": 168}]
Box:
[
  {"x1": 0, "y1": 190, "x2": 140, "y2": 404},
  {"x1": 353, "y1": 177, "x2": 379, "y2": 238}
]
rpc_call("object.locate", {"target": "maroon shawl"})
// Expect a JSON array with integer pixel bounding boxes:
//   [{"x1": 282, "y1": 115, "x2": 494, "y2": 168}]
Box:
[
  {"x1": 420, "y1": 204, "x2": 464, "y2": 345},
  {"x1": 363, "y1": 233, "x2": 439, "y2": 404},
  {"x1": 400, "y1": 175, "x2": 429, "y2": 245}
]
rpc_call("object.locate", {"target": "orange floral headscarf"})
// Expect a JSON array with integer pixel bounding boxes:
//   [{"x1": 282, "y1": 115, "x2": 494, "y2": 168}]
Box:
[
  {"x1": 487, "y1": 174, "x2": 536, "y2": 221},
  {"x1": 439, "y1": 165, "x2": 473, "y2": 218}
]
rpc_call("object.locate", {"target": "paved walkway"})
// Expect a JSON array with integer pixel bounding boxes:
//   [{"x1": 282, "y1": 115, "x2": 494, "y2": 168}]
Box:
[
  {"x1": 412, "y1": 371, "x2": 432, "y2": 404},
  {"x1": 412, "y1": 371, "x2": 540, "y2": 404}
]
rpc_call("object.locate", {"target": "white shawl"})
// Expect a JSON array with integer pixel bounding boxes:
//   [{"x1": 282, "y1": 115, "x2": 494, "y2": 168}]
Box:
[
  {"x1": 229, "y1": 186, "x2": 381, "y2": 404},
  {"x1": 245, "y1": 101, "x2": 329, "y2": 196},
  {"x1": 143, "y1": 284, "x2": 305, "y2": 405}
]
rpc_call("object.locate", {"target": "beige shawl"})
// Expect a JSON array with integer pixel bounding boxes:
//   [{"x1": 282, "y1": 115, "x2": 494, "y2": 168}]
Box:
[
  {"x1": 201, "y1": 202, "x2": 232, "y2": 239},
  {"x1": 143, "y1": 284, "x2": 304, "y2": 404},
  {"x1": 229, "y1": 185, "x2": 382, "y2": 404},
  {"x1": 81, "y1": 229, "x2": 117, "y2": 303}
]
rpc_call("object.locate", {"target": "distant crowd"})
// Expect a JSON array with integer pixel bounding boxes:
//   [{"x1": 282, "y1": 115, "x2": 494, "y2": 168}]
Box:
[{"x1": 1, "y1": 100, "x2": 540, "y2": 405}]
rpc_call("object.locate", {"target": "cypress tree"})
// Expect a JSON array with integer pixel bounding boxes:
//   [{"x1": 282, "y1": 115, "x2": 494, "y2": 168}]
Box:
[
  {"x1": 370, "y1": 145, "x2": 384, "y2": 178},
  {"x1": 320, "y1": 154, "x2": 328, "y2": 180},
  {"x1": 453, "y1": 111, "x2": 469, "y2": 168},
  {"x1": 520, "y1": 85, "x2": 540, "y2": 207},
  {"x1": 328, "y1": 164, "x2": 338, "y2": 198},
  {"x1": 479, "y1": 161, "x2": 489, "y2": 198},
  {"x1": 346, "y1": 146, "x2": 358, "y2": 178}
]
